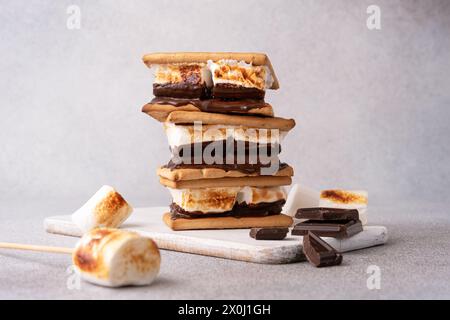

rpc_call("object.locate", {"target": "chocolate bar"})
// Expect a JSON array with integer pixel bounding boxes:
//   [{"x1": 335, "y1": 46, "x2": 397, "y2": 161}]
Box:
[
  {"x1": 212, "y1": 84, "x2": 265, "y2": 100},
  {"x1": 296, "y1": 207, "x2": 359, "y2": 221},
  {"x1": 153, "y1": 83, "x2": 208, "y2": 99},
  {"x1": 165, "y1": 140, "x2": 283, "y2": 174},
  {"x1": 303, "y1": 231, "x2": 343, "y2": 267},
  {"x1": 169, "y1": 140, "x2": 281, "y2": 162},
  {"x1": 291, "y1": 219, "x2": 363, "y2": 238},
  {"x1": 249, "y1": 227, "x2": 289, "y2": 240}
]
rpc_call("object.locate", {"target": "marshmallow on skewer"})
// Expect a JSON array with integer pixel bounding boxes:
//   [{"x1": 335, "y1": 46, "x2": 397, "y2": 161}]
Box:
[
  {"x1": 319, "y1": 190, "x2": 368, "y2": 225},
  {"x1": 72, "y1": 185, "x2": 133, "y2": 233},
  {"x1": 73, "y1": 228, "x2": 161, "y2": 287}
]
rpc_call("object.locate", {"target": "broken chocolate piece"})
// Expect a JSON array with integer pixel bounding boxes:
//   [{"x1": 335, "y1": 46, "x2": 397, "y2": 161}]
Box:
[
  {"x1": 296, "y1": 207, "x2": 359, "y2": 221},
  {"x1": 249, "y1": 227, "x2": 289, "y2": 240},
  {"x1": 303, "y1": 231, "x2": 343, "y2": 267},
  {"x1": 291, "y1": 219, "x2": 363, "y2": 239}
]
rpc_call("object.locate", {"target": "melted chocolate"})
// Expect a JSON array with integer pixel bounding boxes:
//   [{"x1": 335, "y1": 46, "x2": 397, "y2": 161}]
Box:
[
  {"x1": 170, "y1": 200, "x2": 286, "y2": 219},
  {"x1": 150, "y1": 96, "x2": 268, "y2": 114},
  {"x1": 153, "y1": 83, "x2": 208, "y2": 99},
  {"x1": 212, "y1": 83, "x2": 265, "y2": 100},
  {"x1": 166, "y1": 139, "x2": 285, "y2": 174},
  {"x1": 170, "y1": 140, "x2": 280, "y2": 159}
]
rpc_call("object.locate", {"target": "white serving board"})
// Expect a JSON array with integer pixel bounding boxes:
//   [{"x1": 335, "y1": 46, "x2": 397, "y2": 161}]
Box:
[{"x1": 44, "y1": 207, "x2": 388, "y2": 264}]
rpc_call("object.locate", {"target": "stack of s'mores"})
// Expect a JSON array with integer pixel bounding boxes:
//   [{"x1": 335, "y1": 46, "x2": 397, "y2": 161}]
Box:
[{"x1": 141, "y1": 52, "x2": 296, "y2": 230}]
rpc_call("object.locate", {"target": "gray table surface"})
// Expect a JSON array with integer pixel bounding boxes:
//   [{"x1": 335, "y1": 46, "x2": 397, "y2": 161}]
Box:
[{"x1": 1, "y1": 199, "x2": 449, "y2": 300}]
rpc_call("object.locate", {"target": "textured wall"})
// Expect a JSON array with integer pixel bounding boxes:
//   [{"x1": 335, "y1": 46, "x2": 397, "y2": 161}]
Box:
[{"x1": 1, "y1": 0, "x2": 449, "y2": 208}]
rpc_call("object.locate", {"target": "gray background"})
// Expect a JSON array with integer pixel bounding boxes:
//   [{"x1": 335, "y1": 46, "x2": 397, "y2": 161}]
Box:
[
  {"x1": 1, "y1": 0, "x2": 450, "y2": 300},
  {"x1": 1, "y1": 0, "x2": 450, "y2": 207}
]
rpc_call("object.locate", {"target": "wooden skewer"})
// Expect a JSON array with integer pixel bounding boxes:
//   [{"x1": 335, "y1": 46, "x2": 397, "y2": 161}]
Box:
[{"x1": 0, "y1": 242, "x2": 73, "y2": 254}]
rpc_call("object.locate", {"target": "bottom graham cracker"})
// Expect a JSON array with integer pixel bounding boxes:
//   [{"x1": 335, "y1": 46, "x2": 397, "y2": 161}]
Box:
[{"x1": 163, "y1": 212, "x2": 294, "y2": 231}]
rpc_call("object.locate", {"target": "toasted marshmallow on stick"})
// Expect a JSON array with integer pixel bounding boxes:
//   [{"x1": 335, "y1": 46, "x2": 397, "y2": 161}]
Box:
[
  {"x1": 319, "y1": 190, "x2": 368, "y2": 225},
  {"x1": 72, "y1": 186, "x2": 133, "y2": 233},
  {"x1": 73, "y1": 228, "x2": 161, "y2": 287}
]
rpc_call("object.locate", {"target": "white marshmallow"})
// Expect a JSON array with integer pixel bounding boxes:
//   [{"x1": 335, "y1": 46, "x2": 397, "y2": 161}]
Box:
[
  {"x1": 319, "y1": 190, "x2": 368, "y2": 225},
  {"x1": 282, "y1": 184, "x2": 320, "y2": 218},
  {"x1": 236, "y1": 186, "x2": 286, "y2": 205},
  {"x1": 73, "y1": 228, "x2": 160, "y2": 287},
  {"x1": 71, "y1": 186, "x2": 133, "y2": 233},
  {"x1": 164, "y1": 123, "x2": 287, "y2": 149}
]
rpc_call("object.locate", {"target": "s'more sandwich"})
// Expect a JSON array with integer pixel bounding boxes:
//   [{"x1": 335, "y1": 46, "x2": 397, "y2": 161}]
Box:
[
  {"x1": 141, "y1": 52, "x2": 296, "y2": 230},
  {"x1": 142, "y1": 52, "x2": 280, "y2": 121}
]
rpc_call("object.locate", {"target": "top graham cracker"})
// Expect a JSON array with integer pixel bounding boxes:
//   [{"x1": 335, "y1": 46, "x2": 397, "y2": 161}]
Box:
[{"x1": 142, "y1": 52, "x2": 280, "y2": 89}]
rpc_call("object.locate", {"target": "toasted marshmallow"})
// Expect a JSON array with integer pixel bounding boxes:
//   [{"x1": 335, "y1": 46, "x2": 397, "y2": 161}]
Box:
[
  {"x1": 73, "y1": 228, "x2": 160, "y2": 287},
  {"x1": 169, "y1": 187, "x2": 240, "y2": 213},
  {"x1": 164, "y1": 123, "x2": 287, "y2": 149},
  {"x1": 152, "y1": 63, "x2": 212, "y2": 87},
  {"x1": 236, "y1": 186, "x2": 286, "y2": 205},
  {"x1": 72, "y1": 186, "x2": 133, "y2": 233},
  {"x1": 319, "y1": 190, "x2": 368, "y2": 225},
  {"x1": 169, "y1": 186, "x2": 286, "y2": 213},
  {"x1": 207, "y1": 59, "x2": 273, "y2": 90}
]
